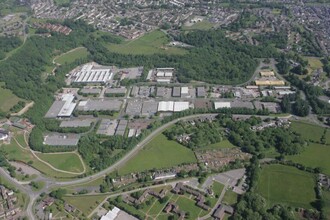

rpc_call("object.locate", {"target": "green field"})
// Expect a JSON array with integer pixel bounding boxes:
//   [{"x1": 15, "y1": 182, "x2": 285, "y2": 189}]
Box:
[
  {"x1": 54, "y1": 47, "x2": 89, "y2": 65},
  {"x1": 35, "y1": 152, "x2": 85, "y2": 173},
  {"x1": 203, "y1": 139, "x2": 237, "y2": 150},
  {"x1": 257, "y1": 164, "x2": 316, "y2": 209},
  {"x1": 182, "y1": 21, "x2": 214, "y2": 31},
  {"x1": 286, "y1": 143, "x2": 330, "y2": 175},
  {"x1": 54, "y1": 0, "x2": 70, "y2": 6},
  {"x1": 290, "y1": 121, "x2": 324, "y2": 142},
  {"x1": 2, "y1": 137, "x2": 79, "y2": 178},
  {"x1": 105, "y1": 30, "x2": 187, "y2": 55},
  {"x1": 64, "y1": 195, "x2": 107, "y2": 215},
  {"x1": 305, "y1": 56, "x2": 323, "y2": 72},
  {"x1": 175, "y1": 196, "x2": 204, "y2": 219},
  {"x1": 222, "y1": 189, "x2": 238, "y2": 206},
  {"x1": 119, "y1": 134, "x2": 197, "y2": 175},
  {"x1": 0, "y1": 82, "x2": 22, "y2": 112},
  {"x1": 324, "y1": 190, "x2": 330, "y2": 219}
]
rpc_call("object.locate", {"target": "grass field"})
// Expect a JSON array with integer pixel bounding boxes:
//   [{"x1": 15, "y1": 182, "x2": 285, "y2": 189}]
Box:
[
  {"x1": 290, "y1": 121, "x2": 324, "y2": 142},
  {"x1": 222, "y1": 189, "x2": 238, "y2": 206},
  {"x1": 182, "y1": 21, "x2": 214, "y2": 31},
  {"x1": 2, "y1": 137, "x2": 79, "y2": 178},
  {"x1": 0, "y1": 82, "x2": 22, "y2": 112},
  {"x1": 304, "y1": 56, "x2": 323, "y2": 74},
  {"x1": 118, "y1": 134, "x2": 197, "y2": 175},
  {"x1": 64, "y1": 195, "x2": 107, "y2": 215},
  {"x1": 286, "y1": 143, "x2": 330, "y2": 175},
  {"x1": 105, "y1": 30, "x2": 187, "y2": 55},
  {"x1": 202, "y1": 139, "x2": 237, "y2": 150},
  {"x1": 257, "y1": 164, "x2": 316, "y2": 209},
  {"x1": 35, "y1": 152, "x2": 85, "y2": 173},
  {"x1": 323, "y1": 190, "x2": 330, "y2": 219},
  {"x1": 54, "y1": 47, "x2": 89, "y2": 65}
]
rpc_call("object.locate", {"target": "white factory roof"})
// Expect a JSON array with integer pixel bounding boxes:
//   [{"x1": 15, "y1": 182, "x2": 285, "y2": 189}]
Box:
[
  {"x1": 72, "y1": 64, "x2": 113, "y2": 83},
  {"x1": 100, "y1": 207, "x2": 120, "y2": 220},
  {"x1": 156, "y1": 78, "x2": 171, "y2": 83},
  {"x1": 158, "y1": 101, "x2": 174, "y2": 112},
  {"x1": 181, "y1": 87, "x2": 189, "y2": 94},
  {"x1": 214, "y1": 102, "x2": 231, "y2": 109},
  {"x1": 174, "y1": 102, "x2": 190, "y2": 112}
]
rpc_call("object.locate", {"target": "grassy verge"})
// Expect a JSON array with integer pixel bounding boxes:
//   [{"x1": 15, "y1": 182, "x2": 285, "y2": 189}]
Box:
[
  {"x1": 118, "y1": 134, "x2": 196, "y2": 175},
  {"x1": 63, "y1": 195, "x2": 107, "y2": 216}
]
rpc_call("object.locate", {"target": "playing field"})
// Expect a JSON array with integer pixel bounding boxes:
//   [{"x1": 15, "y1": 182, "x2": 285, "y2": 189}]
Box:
[
  {"x1": 118, "y1": 134, "x2": 197, "y2": 175},
  {"x1": 290, "y1": 121, "x2": 324, "y2": 142},
  {"x1": 0, "y1": 82, "x2": 22, "y2": 112},
  {"x1": 105, "y1": 30, "x2": 187, "y2": 55},
  {"x1": 257, "y1": 164, "x2": 316, "y2": 209},
  {"x1": 35, "y1": 152, "x2": 85, "y2": 173},
  {"x1": 54, "y1": 47, "x2": 89, "y2": 65},
  {"x1": 63, "y1": 195, "x2": 107, "y2": 215},
  {"x1": 286, "y1": 143, "x2": 330, "y2": 175}
]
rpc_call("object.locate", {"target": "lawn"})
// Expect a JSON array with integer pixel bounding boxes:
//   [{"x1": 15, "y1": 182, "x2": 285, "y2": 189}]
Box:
[
  {"x1": 35, "y1": 152, "x2": 85, "y2": 173},
  {"x1": 175, "y1": 196, "x2": 203, "y2": 219},
  {"x1": 118, "y1": 134, "x2": 197, "y2": 175},
  {"x1": 290, "y1": 121, "x2": 324, "y2": 142},
  {"x1": 64, "y1": 195, "x2": 107, "y2": 215},
  {"x1": 222, "y1": 189, "x2": 238, "y2": 206},
  {"x1": 257, "y1": 164, "x2": 316, "y2": 209},
  {"x1": 0, "y1": 82, "x2": 22, "y2": 112},
  {"x1": 2, "y1": 138, "x2": 80, "y2": 178},
  {"x1": 54, "y1": 47, "x2": 89, "y2": 65},
  {"x1": 105, "y1": 30, "x2": 187, "y2": 55},
  {"x1": 286, "y1": 143, "x2": 330, "y2": 175},
  {"x1": 202, "y1": 139, "x2": 237, "y2": 150},
  {"x1": 305, "y1": 56, "x2": 323, "y2": 72},
  {"x1": 183, "y1": 21, "x2": 214, "y2": 31}
]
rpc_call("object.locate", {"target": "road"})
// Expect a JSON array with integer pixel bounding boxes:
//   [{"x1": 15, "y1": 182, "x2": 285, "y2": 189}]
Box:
[{"x1": 0, "y1": 113, "x2": 218, "y2": 219}]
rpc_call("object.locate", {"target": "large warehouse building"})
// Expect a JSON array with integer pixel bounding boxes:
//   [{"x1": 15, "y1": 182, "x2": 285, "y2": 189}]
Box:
[
  {"x1": 45, "y1": 94, "x2": 77, "y2": 118},
  {"x1": 158, "y1": 101, "x2": 190, "y2": 112},
  {"x1": 70, "y1": 64, "x2": 114, "y2": 84}
]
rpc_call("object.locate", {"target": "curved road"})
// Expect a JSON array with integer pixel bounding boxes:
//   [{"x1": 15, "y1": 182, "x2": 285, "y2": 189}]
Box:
[{"x1": 1, "y1": 113, "x2": 218, "y2": 219}]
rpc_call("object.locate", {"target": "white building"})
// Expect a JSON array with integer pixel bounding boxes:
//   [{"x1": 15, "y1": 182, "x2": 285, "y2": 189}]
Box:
[
  {"x1": 158, "y1": 101, "x2": 174, "y2": 112},
  {"x1": 214, "y1": 102, "x2": 231, "y2": 109},
  {"x1": 174, "y1": 102, "x2": 190, "y2": 112}
]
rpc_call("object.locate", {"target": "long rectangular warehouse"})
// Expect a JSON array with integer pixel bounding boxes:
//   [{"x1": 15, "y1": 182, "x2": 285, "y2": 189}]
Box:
[
  {"x1": 77, "y1": 99, "x2": 122, "y2": 111},
  {"x1": 71, "y1": 64, "x2": 114, "y2": 83}
]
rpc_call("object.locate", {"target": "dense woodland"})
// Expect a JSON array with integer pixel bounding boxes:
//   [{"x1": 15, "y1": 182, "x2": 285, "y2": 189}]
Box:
[{"x1": 0, "y1": 36, "x2": 22, "y2": 60}]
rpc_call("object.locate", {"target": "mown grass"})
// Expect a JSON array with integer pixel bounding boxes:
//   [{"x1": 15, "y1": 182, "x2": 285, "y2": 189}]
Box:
[
  {"x1": 257, "y1": 164, "x2": 316, "y2": 209},
  {"x1": 222, "y1": 189, "x2": 238, "y2": 206},
  {"x1": 105, "y1": 30, "x2": 187, "y2": 55},
  {"x1": 54, "y1": 47, "x2": 89, "y2": 65},
  {"x1": 0, "y1": 82, "x2": 22, "y2": 112},
  {"x1": 118, "y1": 134, "x2": 196, "y2": 175},
  {"x1": 35, "y1": 152, "x2": 85, "y2": 173},
  {"x1": 290, "y1": 121, "x2": 324, "y2": 142},
  {"x1": 286, "y1": 143, "x2": 330, "y2": 175},
  {"x1": 182, "y1": 20, "x2": 214, "y2": 31},
  {"x1": 63, "y1": 195, "x2": 107, "y2": 215},
  {"x1": 202, "y1": 139, "x2": 237, "y2": 150},
  {"x1": 1, "y1": 137, "x2": 79, "y2": 178}
]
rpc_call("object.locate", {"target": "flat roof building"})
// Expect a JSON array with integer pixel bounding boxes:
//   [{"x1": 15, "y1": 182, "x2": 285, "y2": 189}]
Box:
[
  {"x1": 196, "y1": 87, "x2": 206, "y2": 97},
  {"x1": 105, "y1": 87, "x2": 127, "y2": 96},
  {"x1": 97, "y1": 119, "x2": 118, "y2": 136},
  {"x1": 181, "y1": 87, "x2": 189, "y2": 95},
  {"x1": 126, "y1": 100, "x2": 143, "y2": 116},
  {"x1": 79, "y1": 88, "x2": 101, "y2": 94},
  {"x1": 71, "y1": 64, "x2": 113, "y2": 84},
  {"x1": 115, "y1": 120, "x2": 128, "y2": 136},
  {"x1": 214, "y1": 102, "x2": 231, "y2": 109},
  {"x1": 260, "y1": 70, "x2": 275, "y2": 77},
  {"x1": 45, "y1": 94, "x2": 76, "y2": 118},
  {"x1": 255, "y1": 80, "x2": 285, "y2": 86},
  {"x1": 158, "y1": 101, "x2": 174, "y2": 112},
  {"x1": 173, "y1": 102, "x2": 190, "y2": 112},
  {"x1": 77, "y1": 99, "x2": 122, "y2": 111},
  {"x1": 43, "y1": 133, "x2": 79, "y2": 146},
  {"x1": 141, "y1": 101, "x2": 158, "y2": 116},
  {"x1": 60, "y1": 119, "x2": 93, "y2": 128},
  {"x1": 172, "y1": 87, "x2": 181, "y2": 97}
]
